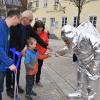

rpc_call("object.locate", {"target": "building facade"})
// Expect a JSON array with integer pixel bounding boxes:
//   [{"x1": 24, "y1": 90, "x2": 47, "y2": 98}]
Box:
[
  {"x1": 28, "y1": 0, "x2": 100, "y2": 38},
  {"x1": 0, "y1": 0, "x2": 22, "y2": 18}
]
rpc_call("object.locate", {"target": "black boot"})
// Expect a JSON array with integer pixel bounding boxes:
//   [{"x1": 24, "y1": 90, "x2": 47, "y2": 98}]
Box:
[
  {"x1": 7, "y1": 88, "x2": 14, "y2": 98},
  {"x1": 30, "y1": 90, "x2": 37, "y2": 96}
]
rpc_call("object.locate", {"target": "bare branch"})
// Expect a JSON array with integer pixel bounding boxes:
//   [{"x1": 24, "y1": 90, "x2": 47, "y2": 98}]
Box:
[{"x1": 84, "y1": 0, "x2": 98, "y2": 5}]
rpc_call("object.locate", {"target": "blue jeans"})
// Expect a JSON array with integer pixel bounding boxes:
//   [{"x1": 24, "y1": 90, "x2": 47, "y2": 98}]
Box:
[
  {"x1": 0, "y1": 71, "x2": 6, "y2": 100},
  {"x1": 26, "y1": 75, "x2": 34, "y2": 95}
]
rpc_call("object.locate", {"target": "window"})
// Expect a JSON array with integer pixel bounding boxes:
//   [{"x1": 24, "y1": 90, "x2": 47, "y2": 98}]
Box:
[
  {"x1": 28, "y1": 2, "x2": 33, "y2": 9},
  {"x1": 5, "y1": 0, "x2": 21, "y2": 6},
  {"x1": 54, "y1": 0, "x2": 59, "y2": 5},
  {"x1": 62, "y1": 17, "x2": 67, "y2": 27},
  {"x1": 44, "y1": 0, "x2": 47, "y2": 7},
  {"x1": 5, "y1": 0, "x2": 12, "y2": 5},
  {"x1": 0, "y1": 9, "x2": 6, "y2": 19},
  {"x1": 73, "y1": 16, "x2": 78, "y2": 27},
  {"x1": 50, "y1": 18, "x2": 55, "y2": 27},
  {"x1": 36, "y1": 0, "x2": 39, "y2": 8},
  {"x1": 54, "y1": 0, "x2": 59, "y2": 10},
  {"x1": 42, "y1": 17, "x2": 46, "y2": 24},
  {"x1": 13, "y1": 0, "x2": 21, "y2": 6},
  {"x1": 89, "y1": 16, "x2": 97, "y2": 27}
]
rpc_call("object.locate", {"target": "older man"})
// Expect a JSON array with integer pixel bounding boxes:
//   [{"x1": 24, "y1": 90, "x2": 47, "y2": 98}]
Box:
[{"x1": 6, "y1": 10, "x2": 48, "y2": 98}]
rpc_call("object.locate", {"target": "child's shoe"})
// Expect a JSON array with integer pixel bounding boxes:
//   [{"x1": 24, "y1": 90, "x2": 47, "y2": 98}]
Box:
[
  {"x1": 25, "y1": 95, "x2": 32, "y2": 100},
  {"x1": 36, "y1": 82, "x2": 43, "y2": 87}
]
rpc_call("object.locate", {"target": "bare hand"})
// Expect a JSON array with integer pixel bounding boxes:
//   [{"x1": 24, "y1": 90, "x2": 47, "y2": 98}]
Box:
[
  {"x1": 47, "y1": 53, "x2": 52, "y2": 57},
  {"x1": 21, "y1": 45, "x2": 28, "y2": 56},
  {"x1": 21, "y1": 50, "x2": 26, "y2": 57},
  {"x1": 9, "y1": 64, "x2": 17, "y2": 73}
]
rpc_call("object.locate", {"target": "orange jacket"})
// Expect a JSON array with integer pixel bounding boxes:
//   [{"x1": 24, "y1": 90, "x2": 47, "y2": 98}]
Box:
[
  {"x1": 29, "y1": 53, "x2": 48, "y2": 75},
  {"x1": 36, "y1": 31, "x2": 48, "y2": 54}
]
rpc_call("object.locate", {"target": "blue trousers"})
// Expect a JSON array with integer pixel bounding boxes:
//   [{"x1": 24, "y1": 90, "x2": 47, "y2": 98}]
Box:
[{"x1": 26, "y1": 75, "x2": 34, "y2": 95}]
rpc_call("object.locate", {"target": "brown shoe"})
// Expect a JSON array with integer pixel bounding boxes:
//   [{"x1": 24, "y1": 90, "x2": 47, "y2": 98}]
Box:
[{"x1": 36, "y1": 82, "x2": 43, "y2": 87}]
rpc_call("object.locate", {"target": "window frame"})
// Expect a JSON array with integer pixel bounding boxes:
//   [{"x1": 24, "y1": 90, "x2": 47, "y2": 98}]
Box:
[
  {"x1": 42, "y1": 17, "x2": 46, "y2": 24},
  {"x1": 89, "y1": 16, "x2": 97, "y2": 27},
  {"x1": 73, "y1": 16, "x2": 78, "y2": 27},
  {"x1": 62, "y1": 17, "x2": 67, "y2": 27},
  {"x1": 36, "y1": 0, "x2": 39, "y2": 8},
  {"x1": 54, "y1": 0, "x2": 59, "y2": 10},
  {"x1": 50, "y1": 18, "x2": 55, "y2": 27},
  {"x1": 35, "y1": 18, "x2": 38, "y2": 22},
  {"x1": 44, "y1": 0, "x2": 48, "y2": 7}
]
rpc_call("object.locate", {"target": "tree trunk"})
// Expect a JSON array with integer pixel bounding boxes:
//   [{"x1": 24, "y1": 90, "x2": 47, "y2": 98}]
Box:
[
  {"x1": 77, "y1": 0, "x2": 81, "y2": 27},
  {"x1": 20, "y1": 0, "x2": 28, "y2": 11}
]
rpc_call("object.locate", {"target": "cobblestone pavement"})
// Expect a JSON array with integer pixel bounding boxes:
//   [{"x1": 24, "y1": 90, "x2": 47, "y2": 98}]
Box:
[{"x1": 3, "y1": 39, "x2": 100, "y2": 100}]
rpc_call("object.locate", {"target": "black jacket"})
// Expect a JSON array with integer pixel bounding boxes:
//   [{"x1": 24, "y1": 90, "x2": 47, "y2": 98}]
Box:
[{"x1": 10, "y1": 24, "x2": 48, "y2": 51}]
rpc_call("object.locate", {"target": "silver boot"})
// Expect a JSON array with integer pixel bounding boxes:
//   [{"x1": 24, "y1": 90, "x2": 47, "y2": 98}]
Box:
[{"x1": 68, "y1": 90, "x2": 82, "y2": 98}]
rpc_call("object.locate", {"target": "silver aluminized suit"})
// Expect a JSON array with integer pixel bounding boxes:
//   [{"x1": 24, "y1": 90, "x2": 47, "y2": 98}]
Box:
[{"x1": 57, "y1": 21, "x2": 100, "y2": 100}]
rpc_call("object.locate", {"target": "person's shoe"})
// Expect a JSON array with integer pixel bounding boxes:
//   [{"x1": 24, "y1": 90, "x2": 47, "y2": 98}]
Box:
[
  {"x1": 18, "y1": 86, "x2": 24, "y2": 93},
  {"x1": 88, "y1": 93, "x2": 96, "y2": 100},
  {"x1": 25, "y1": 95, "x2": 33, "y2": 100},
  {"x1": 7, "y1": 89, "x2": 14, "y2": 98},
  {"x1": 87, "y1": 88, "x2": 96, "y2": 100},
  {"x1": 30, "y1": 90, "x2": 37, "y2": 96},
  {"x1": 68, "y1": 91, "x2": 82, "y2": 98},
  {"x1": 36, "y1": 82, "x2": 43, "y2": 87}
]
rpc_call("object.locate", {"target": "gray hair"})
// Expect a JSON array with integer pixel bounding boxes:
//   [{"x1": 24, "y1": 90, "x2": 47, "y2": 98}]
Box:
[{"x1": 21, "y1": 10, "x2": 33, "y2": 19}]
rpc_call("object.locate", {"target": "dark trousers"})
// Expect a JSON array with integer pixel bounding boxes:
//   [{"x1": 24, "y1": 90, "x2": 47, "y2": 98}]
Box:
[
  {"x1": 36, "y1": 59, "x2": 43, "y2": 83},
  {"x1": 6, "y1": 55, "x2": 22, "y2": 91},
  {"x1": 26, "y1": 75, "x2": 34, "y2": 95},
  {"x1": 0, "y1": 93, "x2": 2, "y2": 100},
  {"x1": 0, "y1": 72, "x2": 6, "y2": 100}
]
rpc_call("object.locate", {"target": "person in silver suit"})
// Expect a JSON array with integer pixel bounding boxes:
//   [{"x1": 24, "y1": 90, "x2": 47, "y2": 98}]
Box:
[{"x1": 56, "y1": 21, "x2": 100, "y2": 100}]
